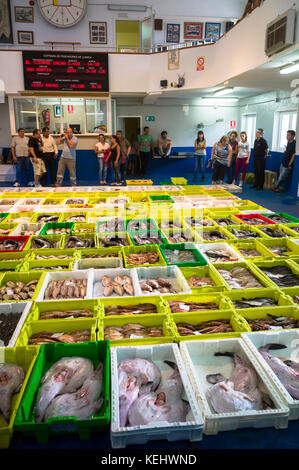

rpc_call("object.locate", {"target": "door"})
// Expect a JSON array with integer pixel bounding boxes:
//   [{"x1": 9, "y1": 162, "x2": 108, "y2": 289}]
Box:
[
  {"x1": 141, "y1": 16, "x2": 152, "y2": 52},
  {"x1": 116, "y1": 20, "x2": 140, "y2": 52},
  {"x1": 117, "y1": 116, "x2": 141, "y2": 144}
]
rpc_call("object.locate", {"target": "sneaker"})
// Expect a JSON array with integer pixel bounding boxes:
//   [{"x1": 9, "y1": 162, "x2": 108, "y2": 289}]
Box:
[
  {"x1": 27, "y1": 181, "x2": 34, "y2": 187},
  {"x1": 35, "y1": 184, "x2": 42, "y2": 188},
  {"x1": 239, "y1": 181, "x2": 243, "y2": 187},
  {"x1": 13, "y1": 182, "x2": 20, "y2": 187}
]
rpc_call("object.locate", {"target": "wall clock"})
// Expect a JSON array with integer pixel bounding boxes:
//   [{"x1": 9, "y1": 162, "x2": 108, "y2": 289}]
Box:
[{"x1": 37, "y1": 0, "x2": 87, "y2": 28}]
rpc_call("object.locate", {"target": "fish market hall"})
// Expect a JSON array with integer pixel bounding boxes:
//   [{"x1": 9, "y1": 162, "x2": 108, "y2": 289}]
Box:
[{"x1": 0, "y1": 0, "x2": 299, "y2": 454}]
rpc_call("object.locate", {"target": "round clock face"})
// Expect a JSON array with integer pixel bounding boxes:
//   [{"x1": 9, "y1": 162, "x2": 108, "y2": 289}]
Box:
[{"x1": 37, "y1": 0, "x2": 87, "y2": 28}]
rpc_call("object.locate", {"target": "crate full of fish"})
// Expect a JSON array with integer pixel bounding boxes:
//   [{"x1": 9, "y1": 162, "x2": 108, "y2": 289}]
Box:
[
  {"x1": 282, "y1": 286, "x2": 299, "y2": 308},
  {"x1": 30, "y1": 213, "x2": 63, "y2": 224},
  {"x1": 92, "y1": 268, "x2": 140, "y2": 299},
  {"x1": 0, "y1": 345, "x2": 40, "y2": 448},
  {"x1": 99, "y1": 314, "x2": 175, "y2": 346},
  {"x1": 210, "y1": 214, "x2": 240, "y2": 227},
  {"x1": 99, "y1": 295, "x2": 168, "y2": 318},
  {"x1": 257, "y1": 238, "x2": 299, "y2": 259},
  {"x1": 234, "y1": 214, "x2": 275, "y2": 225},
  {"x1": 25, "y1": 235, "x2": 64, "y2": 251},
  {"x1": 98, "y1": 232, "x2": 133, "y2": 248},
  {"x1": 0, "y1": 272, "x2": 44, "y2": 303},
  {"x1": 159, "y1": 243, "x2": 207, "y2": 267},
  {"x1": 110, "y1": 342, "x2": 203, "y2": 448},
  {"x1": 14, "y1": 341, "x2": 110, "y2": 442},
  {"x1": 126, "y1": 218, "x2": 158, "y2": 232},
  {"x1": 252, "y1": 259, "x2": 299, "y2": 292},
  {"x1": 225, "y1": 225, "x2": 267, "y2": 240},
  {"x1": 237, "y1": 305, "x2": 299, "y2": 333},
  {"x1": 9, "y1": 223, "x2": 44, "y2": 237},
  {"x1": 129, "y1": 229, "x2": 168, "y2": 246},
  {"x1": 259, "y1": 225, "x2": 298, "y2": 239},
  {"x1": 136, "y1": 266, "x2": 191, "y2": 296},
  {"x1": 0, "y1": 302, "x2": 32, "y2": 348},
  {"x1": 35, "y1": 270, "x2": 93, "y2": 302},
  {"x1": 260, "y1": 212, "x2": 299, "y2": 224},
  {"x1": 197, "y1": 227, "x2": 236, "y2": 243},
  {"x1": 123, "y1": 245, "x2": 166, "y2": 268},
  {"x1": 27, "y1": 299, "x2": 101, "y2": 322},
  {"x1": 29, "y1": 248, "x2": 78, "y2": 261},
  {"x1": 64, "y1": 233, "x2": 98, "y2": 250},
  {"x1": 241, "y1": 330, "x2": 299, "y2": 420},
  {"x1": 222, "y1": 288, "x2": 295, "y2": 314},
  {"x1": 231, "y1": 240, "x2": 274, "y2": 261},
  {"x1": 195, "y1": 242, "x2": 244, "y2": 264},
  {"x1": 0, "y1": 236, "x2": 30, "y2": 252},
  {"x1": 180, "y1": 265, "x2": 228, "y2": 293},
  {"x1": 214, "y1": 262, "x2": 273, "y2": 291},
  {"x1": 39, "y1": 222, "x2": 75, "y2": 236},
  {"x1": 164, "y1": 293, "x2": 232, "y2": 316},
  {"x1": 179, "y1": 338, "x2": 289, "y2": 435}
]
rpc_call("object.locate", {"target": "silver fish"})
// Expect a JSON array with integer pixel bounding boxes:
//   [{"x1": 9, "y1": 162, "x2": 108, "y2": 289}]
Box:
[{"x1": 0, "y1": 363, "x2": 25, "y2": 421}]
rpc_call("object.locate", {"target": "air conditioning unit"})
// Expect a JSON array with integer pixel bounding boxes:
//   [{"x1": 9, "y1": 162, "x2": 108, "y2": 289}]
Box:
[{"x1": 265, "y1": 8, "x2": 296, "y2": 57}]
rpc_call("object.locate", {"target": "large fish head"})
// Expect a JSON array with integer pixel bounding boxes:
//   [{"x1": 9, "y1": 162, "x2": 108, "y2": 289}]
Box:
[
  {"x1": 231, "y1": 354, "x2": 258, "y2": 394},
  {"x1": 36, "y1": 369, "x2": 68, "y2": 422},
  {"x1": 118, "y1": 374, "x2": 140, "y2": 428}
]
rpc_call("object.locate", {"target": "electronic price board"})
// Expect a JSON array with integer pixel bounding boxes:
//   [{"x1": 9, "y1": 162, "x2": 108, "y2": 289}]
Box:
[{"x1": 22, "y1": 51, "x2": 109, "y2": 92}]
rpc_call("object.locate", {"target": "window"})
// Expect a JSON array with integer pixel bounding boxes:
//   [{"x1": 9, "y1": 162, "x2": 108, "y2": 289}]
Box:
[
  {"x1": 241, "y1": 113, "x2": 256, "y2": 147},
  {"x1": 273, "y1": 110, "x2": 297, "y2": 150},
  {"x1": 14, "y1": 98, "x2": 37, "y2": 133},
  {"x1": 85, "y1": 99, "x2": 107, "y2": 133},
  {"x1": 37, "y1": 97, "x2": 61, "y2": 134}
]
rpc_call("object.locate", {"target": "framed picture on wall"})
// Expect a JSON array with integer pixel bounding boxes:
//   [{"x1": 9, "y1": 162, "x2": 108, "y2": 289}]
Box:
[
  {"x1": 166, "y1": 23, "x2": 180, "y2": 43},
  {"x1": 15, "y1": 6, "x2": 34, "y2": 23},
  {"x1": 168, "y1": 49, "x2": 180, "y2": 70},
  {"x1": 205, "y1": 22, "x2": 221, "y2": 41},
  {"x1": 89, "y1": 22, "x2": 107, "y2": 44},
  {"x1": 184, "y1": 22, "x2": 203, "y2": 39},
  {"x1": 17, "y1": 30, "x2": 34, "y2": 44},
  {"x1": 0, "y1": 0, "x2": 13, "y2": 43}
]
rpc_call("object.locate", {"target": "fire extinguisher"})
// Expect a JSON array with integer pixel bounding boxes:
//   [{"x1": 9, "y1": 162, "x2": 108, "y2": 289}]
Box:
[{"x1": 42, "y1": 108, "x2": 50, "y2": 126}]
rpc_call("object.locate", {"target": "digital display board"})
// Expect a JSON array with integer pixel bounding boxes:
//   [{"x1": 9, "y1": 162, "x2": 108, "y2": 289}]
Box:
[{"x1": 22, "y1": 51, "x2": 109, "y2": 92}]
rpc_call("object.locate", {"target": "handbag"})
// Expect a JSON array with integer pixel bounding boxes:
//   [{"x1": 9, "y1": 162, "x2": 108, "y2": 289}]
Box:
[{"x1": 120, "y1": 151, "x2": 126, "y2": 165}]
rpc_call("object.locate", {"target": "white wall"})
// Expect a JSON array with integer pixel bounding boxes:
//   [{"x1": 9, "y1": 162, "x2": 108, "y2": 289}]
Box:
[{"x1": 0, "y1": 99, "x2": 12, "y2": 147}]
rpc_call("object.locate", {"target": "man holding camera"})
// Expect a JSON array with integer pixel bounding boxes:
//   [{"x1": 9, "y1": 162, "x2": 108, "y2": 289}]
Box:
[{"x1": 56, "y1": 128, "x2": 78, "y2": 187}]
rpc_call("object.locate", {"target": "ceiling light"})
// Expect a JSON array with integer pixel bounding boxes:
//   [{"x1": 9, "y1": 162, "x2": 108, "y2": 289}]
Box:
[
  {"x1": 20, "y1": 110, "x2": 36, "y2": 113},
  {"x1": 214, "y1": 87, "x2": 234, "y2": 96},
  {"x1": 108, "y1": 4, "x2": 147, "y2": 12},
  {"x1": 201, "y1": 97, "x2": 239, "y2": 103},
  {"x1": 280, "y1": 63, "x2": 299, "y2": 74}
]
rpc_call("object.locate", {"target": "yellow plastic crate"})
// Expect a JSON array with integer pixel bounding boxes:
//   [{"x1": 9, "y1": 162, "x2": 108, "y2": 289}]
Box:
[
  {"x1": 27, "y1": 299, "x2": 101, "y2": 322},
  {"x1": 99, "y1": 295, "x2": 167, "y2": 319},
  {"x1": 180, "y1": 265, "x2": 228, "y2": 293},
  {"x1": 126, "y1": 179, "x2": 153, "y2": 185}
]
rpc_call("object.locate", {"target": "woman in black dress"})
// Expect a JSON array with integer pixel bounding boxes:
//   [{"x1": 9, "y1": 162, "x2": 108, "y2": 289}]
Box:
[{"x1": 109, "y1": 135, "x2": 121, "y2": 186}]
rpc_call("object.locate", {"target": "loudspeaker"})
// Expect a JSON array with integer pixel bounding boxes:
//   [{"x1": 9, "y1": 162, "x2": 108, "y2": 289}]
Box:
[
  {"x1": 160, "y1": 80, "x2": 168, "y2": 88},
  {"x1": 225, "y1": 21, "x2": 234, "y2": 33},
  {"x1": 154, "y1": 19, "x2": 163, "y2": 30}
]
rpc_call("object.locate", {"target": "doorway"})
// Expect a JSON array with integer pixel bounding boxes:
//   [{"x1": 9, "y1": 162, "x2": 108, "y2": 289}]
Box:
[
  {"x1": 116, "y1": 20, "x2": 140, "y2": 52},
  {"x1": 117, "y1": 116, "x2": 141, "y2": 144}
]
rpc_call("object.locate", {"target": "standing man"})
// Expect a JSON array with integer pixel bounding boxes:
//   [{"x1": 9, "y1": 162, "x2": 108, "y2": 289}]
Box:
[
  {"x1": 11, "y1": 128, "x2": 34, "y2": 187},
  {"x1": 28, "y1": 129, "x2": 47, "y2": 187},
  {"x1": 158, "y1": 131, "x2": 172, "y2": 159},
  {"x1": 226, "y1": 131, "x2": 238, "y2": 184},
  {"x1": 251, "y1": 128, "x2": 269, "y2": 190},
  {"x1": 273, "y1": 130, "x2": 296, "y2": 193},
  {"x1": 40, "y1": 126, "x2": 58, "y2": 186},
  {"x1": 137, "y1": 126, "x2": 155, "y2": 178},
  {"x1": 55, "y1": 128, "x2": 78, "y2": 187},
  {"x1": 116, "y1": 130, "x2": 131, "y2": 184}
]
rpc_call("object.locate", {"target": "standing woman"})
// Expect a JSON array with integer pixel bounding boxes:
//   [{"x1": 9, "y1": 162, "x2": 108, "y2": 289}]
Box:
[
  {"x1": 94, "y1": 134, "x2": 110, "y2": 184},
  {"x1": 211, "y1": 136, "x2": 232, "y2": 184},
  {"x1": 110, "y1": 135, "x2": 121, "y2": 186},
  {"x1": 234, "y1": 131, "x2": 250, "y2": 187},
  {"x1": 193, "y1": 131, "x2": 207, "y2": 182}
]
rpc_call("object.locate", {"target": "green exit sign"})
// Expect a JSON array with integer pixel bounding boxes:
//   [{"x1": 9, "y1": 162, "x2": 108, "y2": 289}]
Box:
[{"x1": 145, "y1": 116, "x2": 155, "y2": 122}]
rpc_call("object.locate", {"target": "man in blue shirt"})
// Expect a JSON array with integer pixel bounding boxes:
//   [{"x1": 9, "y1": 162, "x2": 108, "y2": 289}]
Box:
[
  {"x1": 55, "y1": 128, "x2": 78, "y2": 186},
  {"x1": 273, "y1": 130, "x2": 296, "y2": 193}
]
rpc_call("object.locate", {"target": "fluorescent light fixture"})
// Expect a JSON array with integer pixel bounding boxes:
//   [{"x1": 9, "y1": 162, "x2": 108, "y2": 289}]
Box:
[
  {"x1": 201, "y1": 97, "x2": 239, "y2": 103},
  {"x1": 214, "y1": 87, "x2": 234, "y2": 96},
  {"x1": 20, "y1": 110, "x2": 36, "y2": 113},
  {"x1": 280, "y1": 63, "x2": 299, "y2": 74},
  {"x1": 108, "y1": 4, "x2": 147, "y2": 12}
]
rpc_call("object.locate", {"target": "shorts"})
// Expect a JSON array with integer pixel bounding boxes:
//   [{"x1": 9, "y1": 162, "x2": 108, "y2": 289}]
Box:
[{"x1": 30, "y1": 157, "x2": 46, "y2": 176}]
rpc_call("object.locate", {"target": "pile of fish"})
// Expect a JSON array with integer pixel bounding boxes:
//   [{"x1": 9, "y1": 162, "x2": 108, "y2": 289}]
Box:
[
  {"x1": 31, "y1": 237, "x2": 59, "y2": 249},
  {"x1": 35, "y1": 357, "x2": 103, "y2": 422},
  {"x1": 261, "y1": 227, "x2": 289, "y2": 238},
  {"x1": 0, "y1": 280, "x2": 38, "y2": 301},
  {"x1": 169, "y1": 300, "x2": 218, "y2": 312},
  {"x1": 125, "y1": 251, "x2": 159, "y2": 266},
  {"x1": 259, "y1": 265, "x2": 299, "y2": 287},
  {"x1": 263, "y1": 214, "x2": 291, "y2": 224},
  {"x1": 187, "y1": 275, "x2": 216, "y2": 288},
  {"x1": 186, "y1": 217, "x2": 213, "y2": 227},
  {"x1": 233, "y1": 297, "x2": 277, "y2": 309},
  {"x1": 231, "y1": 228, "x2": 260, "y2": 239},
  {"x1": 44, "y1": 279, "x2": 88, "y2": 300},
  {"x1": 0, "y1": 199, "x2": 17, "y2": 205},
  {"x1": 203, "y1": 230, "x2": 228, "y2": 241},
  {"x1": 241, "y1": 217, "x2": 266, "y2": 225},
  {"x1": 245, "y1": 314, "x2": 299, "y2": 331},
  {"x1": 0, "y1": 239, "x2": 24, "y2": 251},
  {"x1": 35, "y1": 253, "x2": 73, "y2": 259},
  {"x1": 99, "y1": 236, "x2": 129, "y2": 247},
  {"x1": 160, "y1": 221, "x2": 182, "y2": 230},
  {"x1": 29, "y1": 329, "x2": 91, "y2": 345},
  {"x1": 218, "y1": 267, "x2": 262, "y2": 289},
  {"x1": 0, "y1": 311, "x2": 22, "y2": 346},
  {"x1": 98, "y1": 220, "x2": 126, "y2": 232},
  {"x1": 0, "y1": 228, "x2": 12, "y2": 235},
  {"x1": 163, "y1": 249, "x2": 197, "y2": 264},
  {"x1": 257, "y1": 344, "x2": 299, "y2": 399},
  {"x1": 82, "y1": 252, "x2": 118, "y2": 259},
  {"x1": 65, "y1": 215, "x2": 86, "y2": 222},
  {"x1": 238, "y1": 248, "x2": 261, "y2": 258},
  {"x1": 0, "y1": 363, "x2": 25, "y2": 421},
  {"x1": 132, "y1": 233, "x2": 164, "y2": 246},
  {"x1": 140, "y1": 278, "x2": 178, "y2": 295},
  {"x1": 290, "y1": 226, "x2": 299, "y2": 234},
  {"x1": 104, "y1": 323, "x2": 163, "y2": 340},
  {"x1": 43, "y1": 200, "x2": 62, "y2": 205},
  {"x1": 105, "y1": 303, "x2": 157, "y2": 316},
  {"x1": 206, "y1": 352, "x2": 274, "y2": 413},
  {"x1": 177, "y1": 320, "x2": 232, "y2": 336},
  {"x1": 127, "y1": 220, "x2": 156, "y2": 231},
  {"x1": 203, "y1": 248, "x2": 239, "y2": 263},
  {"x1": 214, "y1": 218, "x2": 237, "y2": 226},
  {"x1": 268, "y1": 246, "x2": 288, "y2": 256},
  {"x1": 36, "y1": 215, "x2": 59, "y2": 223},
  {"x1": 31, "y1": 265, "x2": 68, "y2": 271},
  {"x1": 46, "y1": 228, "x2": 72, "y2": 235},
  {"x1": 65, "y1": 235, "x2": 95, "y2": 248},
  {"x1": 65, "y1": 199, "x2": 85, "y2": 205},
  {"x1": 39, "y1": 309, "x2": 93, "y2": 320},
  {"x1": 97, "y1": 274, "x2": 134, "y2": 297},
  {"x1": 118, "y1": 358, "x2": 188, "y2": 427}
]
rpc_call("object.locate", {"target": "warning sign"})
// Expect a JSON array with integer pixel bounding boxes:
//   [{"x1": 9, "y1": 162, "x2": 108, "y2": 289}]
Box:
[
  {"x1": 196, "y1": 56, "x2": 205, "y2": 71},
  {"x1": 230, "y1": 120, "x2": 236, "y2": 129}
]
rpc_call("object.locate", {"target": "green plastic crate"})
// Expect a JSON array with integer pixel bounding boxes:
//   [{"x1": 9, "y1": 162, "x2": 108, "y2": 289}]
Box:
[
  {"x1": 0, "y1": 271, "x2": 45, "y2": 302},
  {"x1": 180, "y1": 265, "x2": 229, "y2": 293},
  {"x1": 123, "y1": 244, "x2": 166, "y2": 268},
  {"x1": 39, "y1": 222, "x2": 75, "y2": 236},
  {"x1": 159, "y1": 243, "x2": 207, "y2": 267},
  {"x1": 19, "y1": 258, "x2": 75, "y2": 272},
  {"x1": 0, "y1": 213, "x2": 9, "y2": 223},
  {"x1": 149, "y1": 195, "x2": 174, "y2": 203},
  {"x1": 129, "y1": 229, "x2": 168, "y2": 246},
  {"x1": 0, "y1": 346, "x2": 39, "y2": 448},
  {"x1": 14, "y1": 341, "x2": 110, "y2": 443},
  {"x1": 27, "y1": 299, "x2": 101, "y2": 322},
  {"x1": 261, "y1": 212, "x2": 299, "y2": 224}
]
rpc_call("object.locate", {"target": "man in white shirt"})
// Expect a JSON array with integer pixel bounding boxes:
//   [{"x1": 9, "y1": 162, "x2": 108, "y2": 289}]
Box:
[
  {"x1": 11, "y1": 128, "x2": 34, "y2": 187},
  {"x1": 158, "y1": 131, "x2": 172, "y2": 159},
  {"x1": 40, "y1": 126, "x2": 58, "y2": 186},
  {"x1": 56, "y1": 128, "x2": 78, "y2": 186}
]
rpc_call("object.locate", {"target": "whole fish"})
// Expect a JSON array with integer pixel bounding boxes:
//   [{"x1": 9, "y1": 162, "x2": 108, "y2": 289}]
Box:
[
  {"x1": 258, "y1": 344, "x2": 299, "y2": 399},
  {"x1": 0, "y1": 363, "x2": 25, "y2": 421},
  {"x1": 44, "y1": 363, "x2": 103, "y2": 421},
  {"x1": 118, "y1": 370, "x2": 140, "y2": 427},
  {"x1": 206, "y1": 380, "x2": 260, "y2": 413},
  {"x1": 118, "y1": 358, "x2": 161, "y2": 393},
  {"x1": 36, "y1": 357, "x2": 94, "y2": 422},
  {"x1": 128, "y1": 361, "x2": 188, "y2": 426}
]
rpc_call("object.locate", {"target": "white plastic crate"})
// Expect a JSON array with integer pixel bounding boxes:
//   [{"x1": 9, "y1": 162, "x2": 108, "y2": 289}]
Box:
[
  {"x1": 136, "y1": 265, "x2": 191, "y2": 296},
  {"x1": 242, "y1": 330, "x2": 299, "y2": 420},
  {"x1": 180, "y1": 338, "x2": 289, "y2": 435},
  {"x1": 110, "y1": 342, "x2": 204, "y2": 448},
  {"x1": 35, "y1": 269, "x2": 93, "y2": 301},
  {"x1": 92, "y1": 267, "x2": 141, "y2": 299},
  {"x1": 0, "y1": 301, "x2": 32, "y2": 348},
  {"x1": 195, "y1": 242, "x2": 245, "y2": 263},
  {"x1": 10, "y1": 223, "x2": 44, "y2": 237}
]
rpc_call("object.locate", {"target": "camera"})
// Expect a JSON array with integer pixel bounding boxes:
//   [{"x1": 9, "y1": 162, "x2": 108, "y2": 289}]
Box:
[{"x1": 61, "y1": 134, "x2": 65, "y2": 138}]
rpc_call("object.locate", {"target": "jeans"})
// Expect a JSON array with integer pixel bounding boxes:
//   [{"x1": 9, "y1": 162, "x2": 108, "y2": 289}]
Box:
[
  {"x1": 41, "y1": 152, "x2": 56, "y2": 185},
  {"x1": 111, "y1": 159, "x2": 121, "y2": 183},
  {"x1": 15, "y1": 156, "x2": 31, "y2": 185},
  {"x1": 120, "y1": 157, "x2": 128, "y2": 182},
  {"x1": 193, "y1": 154, "x2": 205, "y2": 180},
  {"x1": 275, "y1": 164, "x2": 292, "y2": 192},
  {"x1": 226, "y1": 155, "x2": 236, "y2": 183},
  {"x1": 98, "y1": 158, "x2": 107, "y2": 181},
  {"x1": 56, "y1": 157, "x2": 76, "y2": 186}
]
